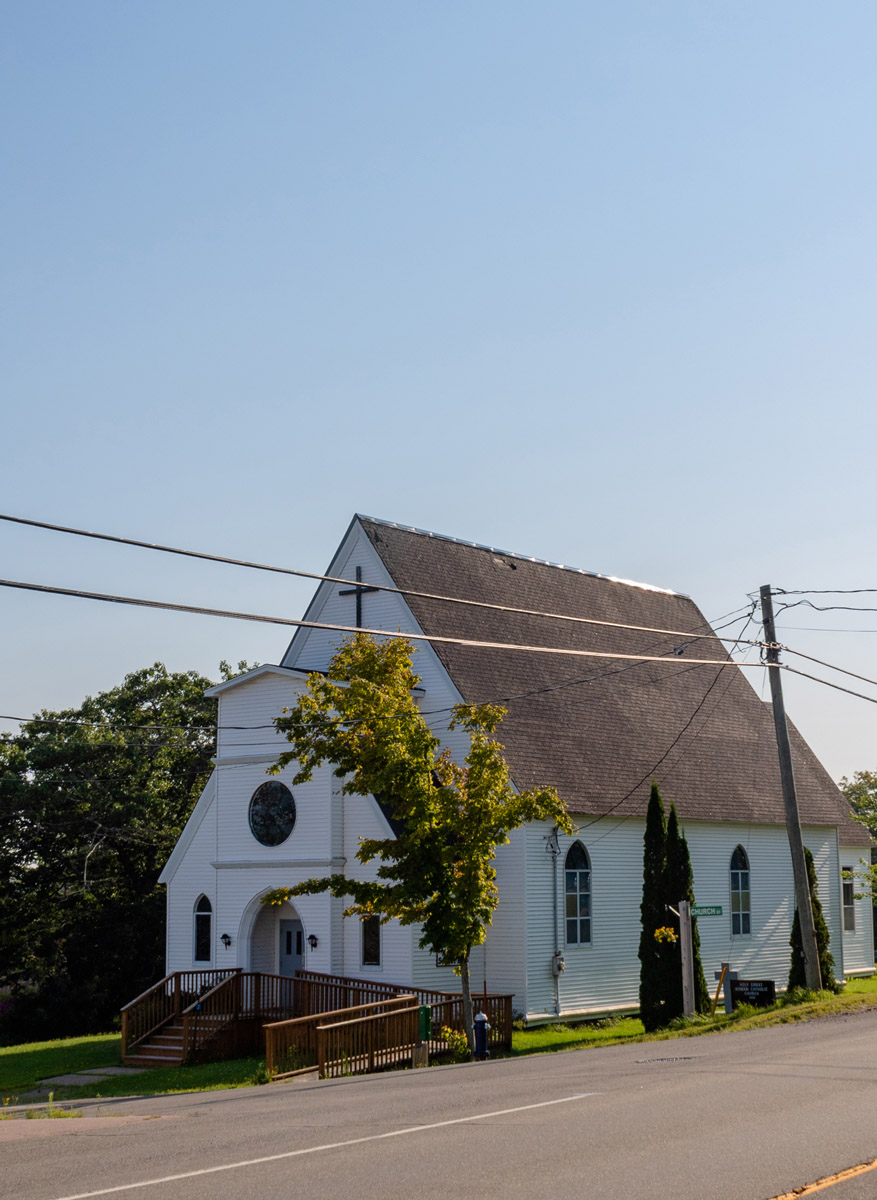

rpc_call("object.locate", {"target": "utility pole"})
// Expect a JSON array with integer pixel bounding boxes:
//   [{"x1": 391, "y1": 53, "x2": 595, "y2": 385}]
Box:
[{"x1": 760, "y1": 585, "x2": 822, "y2": 991}]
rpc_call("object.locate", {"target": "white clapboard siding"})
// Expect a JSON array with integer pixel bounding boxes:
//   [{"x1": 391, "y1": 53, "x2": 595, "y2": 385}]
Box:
[
  {"x1": 283, "y1": 524, "x2": 473, "y2": 764},
  {"x1": 329, "y1": 792, "x2": 413, "y2": 983},
  {"x1": 215, "y1": 671, "x2": 304, "y2": 760},
  {"x1": 164, "y1": 790, "x2": 218, "y2": 972},
  {"x1": 839, "y1": 843, "x2": 875, "y2": 974},
  {"x1": 411, "y1": 939, "x2": 486, "y2": 995},
  {"x1": 521, "y1": 817, "x2": 855, "y2": 1022},
  {"x1": 687, "y1": 823, "x2": 840, "y2": 987},
  {"x1": 481, "y1": 828, "x2": 528, "y2": 1012},
  {"x1": 525, "y1": 820, "x2": 645, "y2": 1022},
  {"x1": 216, "y1": 759, "x2": 333, "y2": 864}
]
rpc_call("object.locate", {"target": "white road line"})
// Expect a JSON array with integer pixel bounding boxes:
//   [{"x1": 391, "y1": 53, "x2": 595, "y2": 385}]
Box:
[{"x1": 52, "y1": 1092, "x2": 599, "y2": 1200}]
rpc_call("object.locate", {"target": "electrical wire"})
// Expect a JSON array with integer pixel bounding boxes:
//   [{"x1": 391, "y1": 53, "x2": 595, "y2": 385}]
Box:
[
  {"x1": 0, "y1": 607, "x2": 759, "y2": 747},
  {"x1": 775, "y1": 588, "x2": 877, "y2": 595},
  {"x1": 779, "y1": 664, "x2": 877, "y2": 707},
  {"x1": 0, "y1": 511, "x2": 760, "y2": 646},
  {"x1": 572, "y1": 611, "x2": 759, "y2": 840},
  {"x1": 775, "y1": 644, "x2": 877, "y2": 692},
  {"x1": 0, "y1": 576, "x2": 765, "y2": 668},
  {"x1": 575, "y1": 665, "x2": 731, "y2": 836}
]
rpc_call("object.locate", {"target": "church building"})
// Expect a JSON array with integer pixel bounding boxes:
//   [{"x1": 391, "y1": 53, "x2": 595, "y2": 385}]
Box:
[{"x1": 159, "y1": 516, "x2": 872, "y2": 1021}]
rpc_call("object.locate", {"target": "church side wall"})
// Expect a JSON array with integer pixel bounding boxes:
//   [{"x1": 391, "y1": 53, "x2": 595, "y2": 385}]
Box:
[
  {"x1": 339, "y1": 793, "x2": 412, "y2": 984},
  {"x1": 687, "y1": 822, "x2": 840, "y2": 988},
  {"x1": 522, "y1": 817, "x2": 851, "y2": 1023},
  {"x1": 165, "y1": 798, "x2": 218, "y2": 973},
  {"x1": 525, "y1": 819, "x2": 645, "y2": 1022},
  {"x1": 480, "y1": 828, "x2": 527, "y2": 1012},
  {"x1": 839, "y1": 842, "x2": 875, "y2": 974}
]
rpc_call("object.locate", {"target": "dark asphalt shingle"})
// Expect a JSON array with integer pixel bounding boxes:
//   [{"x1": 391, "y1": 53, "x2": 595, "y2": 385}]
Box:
[{"x1": 360, "y1": 517, "x2": 861, "y2": 839}]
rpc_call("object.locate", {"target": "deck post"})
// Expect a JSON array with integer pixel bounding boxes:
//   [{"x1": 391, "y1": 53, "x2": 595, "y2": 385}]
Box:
[{"x1": 173, "y1": 973, "x2": 181, "y2": 1017}]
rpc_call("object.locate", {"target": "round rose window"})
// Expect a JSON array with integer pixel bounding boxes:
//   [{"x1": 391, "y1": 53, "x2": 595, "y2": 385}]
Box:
[{"x1": 248, "y1": 781, "x2": 296, "y2": 846}]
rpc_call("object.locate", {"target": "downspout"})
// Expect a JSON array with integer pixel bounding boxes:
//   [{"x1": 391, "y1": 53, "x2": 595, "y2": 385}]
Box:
[{"x1": 547, "y1": 827, "x2": 561, "y2": 1015}]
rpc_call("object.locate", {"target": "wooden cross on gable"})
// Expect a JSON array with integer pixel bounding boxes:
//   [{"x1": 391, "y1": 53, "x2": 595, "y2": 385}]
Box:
[{"x1": 339, "y1": 566, "x2": 380, "y2": 628}]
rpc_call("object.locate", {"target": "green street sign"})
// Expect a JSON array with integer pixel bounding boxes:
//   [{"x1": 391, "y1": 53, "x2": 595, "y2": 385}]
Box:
[{"x1": 691, "y1": 905, "x2": 722, "y2": 917}]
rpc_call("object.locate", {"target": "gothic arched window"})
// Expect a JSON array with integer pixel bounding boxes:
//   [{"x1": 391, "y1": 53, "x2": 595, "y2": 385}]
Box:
[
  {"x1": 565, "y1": 842, "x2": 592, "y2": 945},
  {"x1": 730, "y1": 846, "x2": 750, "y2": 936},
  {"x1": 194, "y1": 895, "x2": 212, "y2": 962}
]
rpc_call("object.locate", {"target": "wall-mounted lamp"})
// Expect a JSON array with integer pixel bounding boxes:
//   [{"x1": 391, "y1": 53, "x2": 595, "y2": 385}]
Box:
[
  {"x1": 307, "y1": 933, "x2": 318, "y2": 950},
  {"x1": 220, "y1": 933, "x2": 232, "y2": 949}
]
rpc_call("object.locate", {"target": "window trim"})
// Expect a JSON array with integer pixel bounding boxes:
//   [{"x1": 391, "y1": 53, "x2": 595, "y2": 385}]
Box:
[
  {"x1": 563, "y1": 841, "x2": 592, "y2": 947},
  {"x1": 730, "y1": 846, "x2": 751, "y2": 938},
  {"x1": 842, "y1": 867, "x2": 856, "y2": 932},
  {"x1": 194, "y1": 894, "x2": 212, "y2": 963}
]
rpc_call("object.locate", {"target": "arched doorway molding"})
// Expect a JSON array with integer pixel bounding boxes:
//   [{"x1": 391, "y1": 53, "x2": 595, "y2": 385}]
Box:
[{"x1": 238, "y1": 890, "x2": 306, "y2": 974}]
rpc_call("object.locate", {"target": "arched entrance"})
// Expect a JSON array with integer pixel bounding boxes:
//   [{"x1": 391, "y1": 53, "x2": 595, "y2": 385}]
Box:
[{"x1": 243, "y1": 896, "x2": 303, "y2": 975}]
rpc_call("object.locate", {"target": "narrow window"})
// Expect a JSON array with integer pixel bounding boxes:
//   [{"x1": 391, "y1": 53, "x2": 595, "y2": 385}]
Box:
[
  {"x1": 842, "y1": 868, "x2": 855, "y2": 932},
  {"x1": 361, "y1": 915, "x2": 381, "y2": 966},
  {"x1": 730, "y1": 847, "x2": 750, "y2": 936},
  {"x1": 564, "y1": 842, "x2": 591, "y2": 945},
  {"x1": 194, "y1": 895, "x2": 212, "y2": 962}
]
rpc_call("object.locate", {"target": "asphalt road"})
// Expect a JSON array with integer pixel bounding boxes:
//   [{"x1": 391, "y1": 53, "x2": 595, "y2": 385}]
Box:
[{"x1": 5, "y1": 1008, "x2": 877, "y2": 1200}]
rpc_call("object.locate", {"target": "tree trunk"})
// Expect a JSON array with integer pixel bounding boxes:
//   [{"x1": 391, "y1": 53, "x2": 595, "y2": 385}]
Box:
[{"x1": 459, "y1": 954, "x2": 475, "y2": 1058}]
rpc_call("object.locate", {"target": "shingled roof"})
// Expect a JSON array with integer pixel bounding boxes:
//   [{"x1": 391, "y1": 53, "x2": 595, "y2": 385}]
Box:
[{"x1": 358, "y1": 517, "x2": 861, "y2": 839}]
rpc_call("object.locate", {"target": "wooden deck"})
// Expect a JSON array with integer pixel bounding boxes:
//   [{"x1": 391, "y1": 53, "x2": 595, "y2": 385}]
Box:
[{"x1": 122, "y1": 969, "x2": 513, "y2": 1076}]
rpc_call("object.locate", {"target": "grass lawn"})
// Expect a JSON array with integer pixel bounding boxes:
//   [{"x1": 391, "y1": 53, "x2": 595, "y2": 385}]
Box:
[
  {"x1": 511, "y1": 973, "x2": 877, "y2": 1055},
  {"x1": 0, "y1": 1036, "x2": 272, "y2": 1104},
  {"x1": 3, "y1": 975, "x2": 877, "y2": 1104},
  {"x1": 0, "y1": 1033, "x2": 121, "y2": 1097}
]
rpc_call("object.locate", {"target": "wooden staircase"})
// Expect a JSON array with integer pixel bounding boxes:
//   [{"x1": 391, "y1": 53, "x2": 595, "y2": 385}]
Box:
[{"x1": 124, "y1": 1020, "x2": 186, "y2": 1068}]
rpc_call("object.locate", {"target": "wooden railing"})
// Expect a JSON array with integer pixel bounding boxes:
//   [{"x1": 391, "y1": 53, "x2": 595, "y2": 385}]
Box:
[
  {"x1": 122, "y1": 967, "x2": 513, "y2": 1069},
  {"x1": 265, "y1": 995, "x2": 416, "y2": 1079},
  {"x1": 430, "y1": 994, "x2": 513, "y2": 1054},
  {"x1": 294, "y1": 971, "x2": 513, "y2": 1053},
  {"x1": 120, "y1": 969, "x2": 239, "y2": 1057},
  {"x1": 180, "y1": 972, "x2": 299, "y2": 1063},
  {"x1": 317, "y1": 1005, "x2": 420, "y2": 1079}
]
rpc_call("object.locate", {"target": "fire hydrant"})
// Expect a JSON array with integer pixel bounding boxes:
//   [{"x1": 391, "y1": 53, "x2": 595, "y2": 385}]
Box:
[{"x1": 473, "y1": 1011, "x2": 490, "y2": 1060}]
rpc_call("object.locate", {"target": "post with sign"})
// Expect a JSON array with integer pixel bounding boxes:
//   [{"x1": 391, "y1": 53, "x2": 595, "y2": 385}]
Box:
[{"x1": 679, "y1": 900, "x2": 694, "y2": 1018}]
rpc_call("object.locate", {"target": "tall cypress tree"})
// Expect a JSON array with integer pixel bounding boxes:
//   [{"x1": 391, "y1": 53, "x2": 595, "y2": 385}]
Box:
[
  {"x1": 665, "y1": 804, "x2": 711, "y2": 1016},
  {"x1": 639, "y1": 781, "x2": 671, "y2": 1032},
  {"x1": 788, "y1": 847, "x2": 837, "y2": 992}
]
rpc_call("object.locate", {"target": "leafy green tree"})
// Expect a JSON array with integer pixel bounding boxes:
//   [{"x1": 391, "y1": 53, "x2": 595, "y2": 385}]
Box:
[
  {"x1": 0, "y1": 662, "x2": 232, "y2": 1042},
  {"x1": 261, "y1": 633, "x2": 573, "y2": 1052},
  {"x1": 638, "y1": 782, "x2": 674, "y2": 1031},
  {"x1": 788, "y1": 846, "x2": 837, "y2": 992},
  {"x1": 665, "y1": 805, "x2": 711, "y2": 1016},
  {"x1": 840, "y1": 770, "x2": 877, "y2": 840}
]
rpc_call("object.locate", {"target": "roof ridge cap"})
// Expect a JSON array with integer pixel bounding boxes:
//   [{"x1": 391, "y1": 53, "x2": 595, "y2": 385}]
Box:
[{"x1": 355, "y1": 514, "x2": 684, "y2": 597}]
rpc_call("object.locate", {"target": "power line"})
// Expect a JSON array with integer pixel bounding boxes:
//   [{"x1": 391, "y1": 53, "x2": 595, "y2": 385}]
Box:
[
  {"x1": 571, "y1": 610, "x2": 760, "y2": 839},
  {"x1": 0, "y1": 576, "x2": 765, "y2": 669},
  {"x1": 775, "y1": 588, "x2": 877, "y2": 596},
  {"x1": 780, "y1": 664, "x2": 877, "y2": 707},
  {"x1": 0, "y1": 607, "x2": 759, "y2": 745},
  {"x1": 777, "y1": 644, "x2": 877, "y2": 692},
  {"x1": 0, "y1": 511, "x2": 760, "y2": 647},
  {"x1": 776, "y1": 599, "x2": 877, "y2": 615},
  {"x1": 575, "y1": 664, "x2": 732, "y2": 835}
]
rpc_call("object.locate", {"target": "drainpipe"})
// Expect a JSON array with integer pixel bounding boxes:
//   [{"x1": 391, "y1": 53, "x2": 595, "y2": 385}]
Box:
[{"x1": 546, "y1": 827, "x2": 561, "y2": 1015}]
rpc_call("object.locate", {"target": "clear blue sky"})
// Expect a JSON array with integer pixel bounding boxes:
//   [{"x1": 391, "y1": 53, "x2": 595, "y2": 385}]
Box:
[{"x1": 2, "y1": 2, "x2": 875, "y2": 780}]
